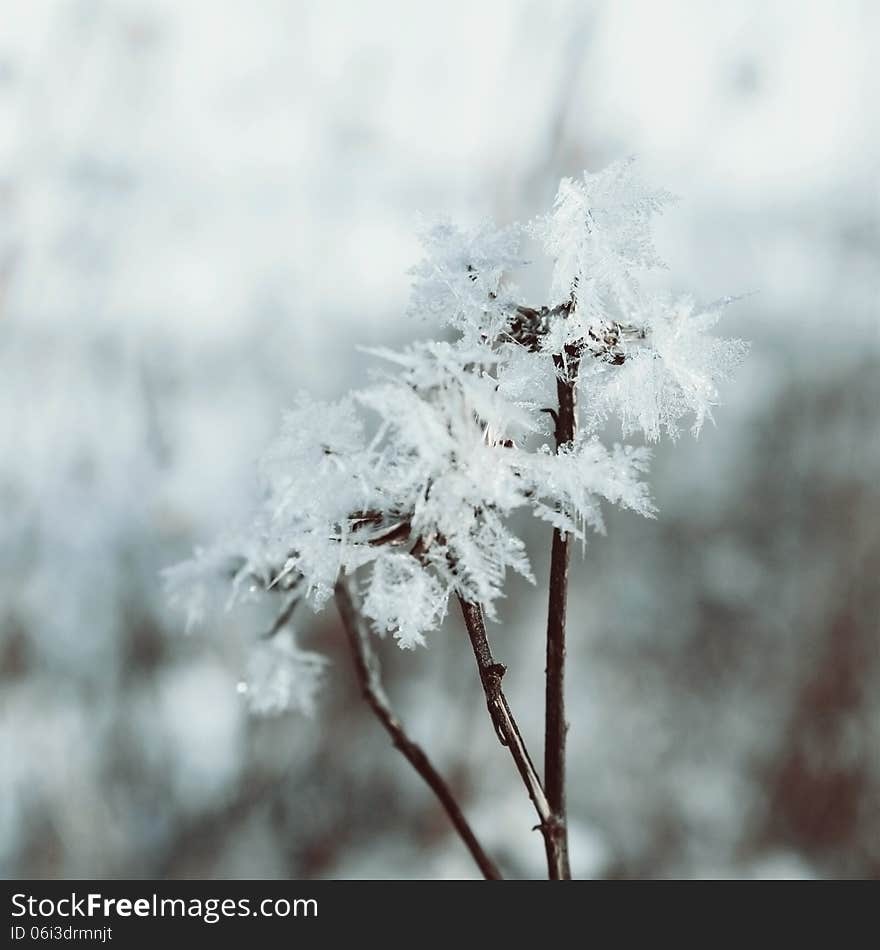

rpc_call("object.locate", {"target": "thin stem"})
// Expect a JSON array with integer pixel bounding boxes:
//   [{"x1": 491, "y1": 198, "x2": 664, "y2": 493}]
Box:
[
  {"x1": 457, "y1": 596, "x2": 565, "y2": 877},
  {"x1": 543, "y1": 349, "x2": 580, "y2": 880},
  {"x1": 334, "y1": 578, "x2": 502, "y2": 881}
]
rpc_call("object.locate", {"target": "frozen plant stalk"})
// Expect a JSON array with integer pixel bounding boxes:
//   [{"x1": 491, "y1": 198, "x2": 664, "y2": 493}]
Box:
[{"x1": 165, "y1": 159, "x2": 748, "y2": 880}]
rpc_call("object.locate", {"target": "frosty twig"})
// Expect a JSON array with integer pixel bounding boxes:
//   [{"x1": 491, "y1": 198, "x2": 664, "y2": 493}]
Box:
[{"x1": 166, "y1": 159, "x2": 747, "y2": 879}]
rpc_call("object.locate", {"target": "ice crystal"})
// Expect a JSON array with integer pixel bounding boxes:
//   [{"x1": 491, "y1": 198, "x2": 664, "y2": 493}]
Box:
[
  {"x1": 165, "y1": 160, "x2": 747, "y2": 714},
  {"x1": 239, "y1": 630, "x2": 328, "y2": 717},
  {"x1": 529, "y1": 157, "x2": 675, "y2": 332},
  {"x1": 408, "y1": 218, "x2": 525, "y2": 341},
  {"x1": 581, "y1": 295, "x2": 750, "y2": 441}
]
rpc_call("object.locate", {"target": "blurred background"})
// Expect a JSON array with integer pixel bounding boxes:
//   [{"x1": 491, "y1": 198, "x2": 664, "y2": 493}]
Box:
[{"x1": 1, "y1": 0, "x2": 878, "y2": 879}]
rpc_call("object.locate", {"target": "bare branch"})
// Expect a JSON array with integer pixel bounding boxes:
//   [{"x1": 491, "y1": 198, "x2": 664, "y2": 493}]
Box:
[
  {"x1": 457, "y1": 596, "x2": 569, "y2": 876},
  {"x1": 542, "y1": 346, "x2": 581, "y2": 880},
  {"x1": 334, "y1": 577, "x2": 502, "y2": 881}
]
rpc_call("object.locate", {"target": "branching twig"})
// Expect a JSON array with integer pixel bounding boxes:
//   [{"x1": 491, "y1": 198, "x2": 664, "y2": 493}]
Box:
[
  {"x1": 457, "y1": 596, "x2": 565, "y2": 875},
  {"x1": 334, "y1": 577, "x2": 502, "y2": 880}
]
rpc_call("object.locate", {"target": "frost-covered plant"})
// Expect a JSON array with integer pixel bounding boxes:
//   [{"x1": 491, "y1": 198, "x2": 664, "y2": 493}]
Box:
[{"x1": 165, "y1": 159, "x2": 747, "y2": 880}]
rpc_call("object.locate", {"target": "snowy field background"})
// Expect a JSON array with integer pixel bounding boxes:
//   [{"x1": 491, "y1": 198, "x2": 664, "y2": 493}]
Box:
[{"x1": 1, "y1": 0, "x2": 878, "y2": 878}]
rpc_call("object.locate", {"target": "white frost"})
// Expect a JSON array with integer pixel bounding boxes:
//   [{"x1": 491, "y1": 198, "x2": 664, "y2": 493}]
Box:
[{"x1": 165, "y1": 161, "x2": 746, "y2": 704}]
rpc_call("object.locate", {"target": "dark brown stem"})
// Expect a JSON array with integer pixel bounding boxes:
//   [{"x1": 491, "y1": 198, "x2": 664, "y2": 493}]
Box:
[
  {"x1": 334, "y1": 578, "x2": 502, "y2": 881},
  {"x1": 544, "y1": 348, "x2": 580, "y2": 880},
  {"x1": 457, "y1": 596, "x2": 563, "y2": 875}
]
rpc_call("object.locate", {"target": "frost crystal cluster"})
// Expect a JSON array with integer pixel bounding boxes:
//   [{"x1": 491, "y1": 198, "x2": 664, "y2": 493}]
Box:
[{"x1": 165, "y1": 159, "x2": 747, "y2": 712}]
